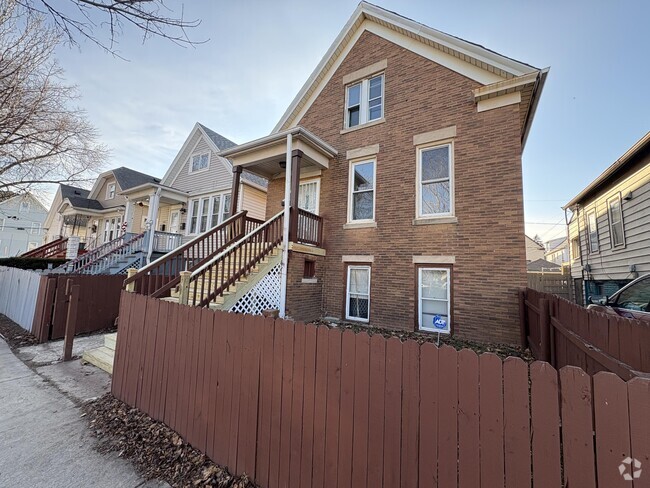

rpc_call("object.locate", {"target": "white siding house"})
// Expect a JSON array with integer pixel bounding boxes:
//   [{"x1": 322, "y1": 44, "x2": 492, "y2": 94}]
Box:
[{"x1": 0, "y1": 193, "x2": 48, "y2": 257}]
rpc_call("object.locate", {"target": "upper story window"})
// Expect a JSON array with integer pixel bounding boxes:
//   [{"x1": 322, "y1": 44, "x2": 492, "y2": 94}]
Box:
[
  {"x1": 19, "y1": 200, "x2": 29, "y2": 213},
  {"x1": 608, "y1": 195, "x2": 625, "y2": 248},
  {"x1": 417, "y1": 143, "x2": 453, "y2": 218},
  {"x1": 106, "y1": 183, "x2": 116, "y2": 200},
  {"x1": 587, "y1": 210, "x2": 599, "y2": 253},
  {"x1": 30, "y1": 222, "x2": 41, "y2": 235},
  {"x1": 345, "y1": 74, "x2": 384, "y2": 129},
  {"x1": 571, "y1": 237, "x2": 580, "y2": 261},
  {"x1": 348, "y1": 159, "x2": 376, "y2": 223},
  {"x1": 190, "y1": 153, "x2": 209, "y2": 173}
]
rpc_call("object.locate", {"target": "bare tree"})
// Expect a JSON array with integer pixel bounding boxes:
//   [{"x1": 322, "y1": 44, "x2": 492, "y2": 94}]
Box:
[
  {"x1": 0, "y1": 0, "x2": 108, "y2": 193},
  {"x1": 16, "y1": 0, "x2": 203, "y2": 54}
]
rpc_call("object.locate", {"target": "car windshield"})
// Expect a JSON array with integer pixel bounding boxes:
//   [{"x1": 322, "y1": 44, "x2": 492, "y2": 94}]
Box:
[{"x1": 614, "y1": 277, "x2": 650, "y2": 312}]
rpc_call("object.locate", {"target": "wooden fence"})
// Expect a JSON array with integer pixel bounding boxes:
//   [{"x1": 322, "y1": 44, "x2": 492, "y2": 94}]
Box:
[
  {"x1": 527, "y1": 271, "x2": 573, "y2": 301},
  {"x1": 31, "y1": 274, "x2": 125, "y2": 342},
  {"x1": 520, "y1": 287, "x2": 650, "y2": 379},
  {"x1": 112, "y1": 291, "x2": 650, "y2": 488},
  {"x1": 0, "y1": 266, "x2": 42, "y2": 332}
]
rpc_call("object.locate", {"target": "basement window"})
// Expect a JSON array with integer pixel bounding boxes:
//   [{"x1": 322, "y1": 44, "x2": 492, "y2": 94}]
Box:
[{"x1": 303, "y1": 260, "x2": 316, "y2": 279}]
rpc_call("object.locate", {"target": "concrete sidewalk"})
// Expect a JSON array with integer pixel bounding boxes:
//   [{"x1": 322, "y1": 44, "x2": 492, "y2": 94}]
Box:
[{"x1": 0, "y1": 338, "x2": 165, "y2": 488}]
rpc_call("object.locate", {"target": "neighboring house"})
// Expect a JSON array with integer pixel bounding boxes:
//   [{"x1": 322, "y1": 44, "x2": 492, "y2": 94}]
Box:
[
  {"x1": 0, "y1": 193, "x2": 48, "y2": 257},
  {"x1": 525, "y1": 235, "x2": 546, "y2": 262},
  {"x1": 544, "y1": 237, "x2": 569, "y2": 265},
  {"x1": 565, "y1": 131, "x2": 650, "y2": 305},
  {"x1": 124, "y1": 122, "x2": 267, "y2": 240},
  {"x1": 527, "y1": 258, "x2": 562, "y2": 273},
  {"x1": 216, "y1": 2, "x2": 548, "y2": 344}
]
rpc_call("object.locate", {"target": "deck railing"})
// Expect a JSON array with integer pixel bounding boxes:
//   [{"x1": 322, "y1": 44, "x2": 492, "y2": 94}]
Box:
[
  {"x1": 295, "y1": 208, "x2": 323, "y2": 246},
  {"x1": 54, "y1": 232, "x2": 144, "y2": 274},
  {"x1": 124, "y1": 211, "x2": 255, "y2": 298},
  {"x1": 151, "y1": 231, "x2": 183, "y2": 253},
  {"x1": 21, "y1": 237, "x2": 68, "y2": 258},
  {"x1": 187, "y1": 211, "x2": 284, "y2": 307}
]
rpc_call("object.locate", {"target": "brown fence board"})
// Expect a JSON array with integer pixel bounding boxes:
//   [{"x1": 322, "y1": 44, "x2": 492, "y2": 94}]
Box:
[
  {"x1": 401, "y1": 340, "x2": 420, "y2": 488},
  {"x1": 479, "y1": 353, "x2": 504, "y2": 488},
  {"x1": 289, "y1": 322, "x2": 306, "y2": 488},
  {"x1": 205, "y1": 311, "x2": 220, "y2": 462},
  {"x1": 194, "y1": 307, "x2": 210, "y2": 453},
  {"x1": 351, "y1": 332, "x2": 369, "y2": 488},
  {"x1": 560, "y1": 366, "x2": 597, "y2": 488},
  {"x1": 111, "y1": 291, "x2": 132, "y2": 399},
  {"x1": 383, "y1": 337, "x2": 403, "y2": 488},
  {"x1": 324, "y1": 328, "x2": 342, "y2": 488},
  {"x1": 628, "y1": 378, "x2": 650, "y2": 488},
  {"x1": 300, "y1": 324, "x2": 318, "y2": 488},
  {"x1": 227, "y1": 313, "x2": 245, "y2": 473},
  {"x1": 438, "y1": 346, "x2": 458, "y2": 488},
  {"x1": 503, "y1": 357, "x2": 531, "y2": 488},
  {"x1": 418, "y1": 342, "x2": 438, "y2": 488},
  {"x1": 594, "y1": 372, "x2": 632, "y2": 488},
  {"x1": 458, "y1": 349, "x2": 480, "y2": 488},
  {"x1": 338, "y1": 329, "x2": 356, "y2": 488},
  {"x1": 267, "y1": 316, "x2": 284, "y2": 488},
  {"x1": 150, "y1": 300, "x2": 169, "y2": 422},
  {"x1": 311, "y1": 326, "x2": 329, "y2": 488},
  {"x1": 368, "y1": 333, "x2": 386, "y2": 488},
  {"x1": 216, "y1": 308, "x2": 234, "y2": 466},
  {"x1": 254, "y1": 317, "x2": 275, "y2": 487},
  {"x1": 530, "y1": 361, "x2": 562, "y2": 488},
  {"x1": 278, "y1": 319, "x2": 295, "y2": 488}
]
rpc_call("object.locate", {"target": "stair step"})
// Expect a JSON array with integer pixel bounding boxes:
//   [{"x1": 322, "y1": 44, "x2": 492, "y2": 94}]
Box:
[
  {"x1": 104, "y1": 333, "x2": 117, "y2": 350},
  {"x1": 82, "y1": 346, "x2": 114, "y2": 374}
]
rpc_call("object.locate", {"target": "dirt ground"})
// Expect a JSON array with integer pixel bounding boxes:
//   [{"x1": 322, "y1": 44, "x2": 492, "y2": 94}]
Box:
[
  {"x1": 312, "y1": 319, "x2": 535, "y2": 362},
  {"x1": 84, "y1": 394, "x2": 259, "y2": 488},
  {"x1": 0, "y1": 314, "x2": 38, "y2": 348}
]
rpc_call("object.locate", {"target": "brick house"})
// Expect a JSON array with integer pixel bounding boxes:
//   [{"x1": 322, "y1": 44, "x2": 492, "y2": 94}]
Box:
[{"x1": 141, "y1": 3, "x2": 548, "y2": 345}]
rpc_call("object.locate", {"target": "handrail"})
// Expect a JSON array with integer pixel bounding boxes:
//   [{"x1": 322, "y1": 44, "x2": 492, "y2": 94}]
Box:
[
  {"x1": 188, "y1": 211, "x2": 284, "y2": 307},
  {"x1": 124, "y1": 211, "x2": 261, "y2": 298},
  {"x1": 54, "y1": 233, "x2": 141, "y2": 274},
  {"x1": 21, "y1": 237, "x2": 68, "y2": 258},
  {"x1": 80, "y1": 232, "x2": 147, "y2": 275},
  {"x1": 296, "y1": 208, "x2": 323, "y2": 246}
]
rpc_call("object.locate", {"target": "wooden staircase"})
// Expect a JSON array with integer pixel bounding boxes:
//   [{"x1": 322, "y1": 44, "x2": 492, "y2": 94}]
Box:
[{"x1": 82, "y1": 332, "x2": 116, "y2": 374}]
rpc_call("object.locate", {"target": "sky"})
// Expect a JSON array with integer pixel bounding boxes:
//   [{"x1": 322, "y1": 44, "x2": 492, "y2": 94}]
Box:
[{"x1": 53, "y1": 0, "x2": 650, "y2": 244}]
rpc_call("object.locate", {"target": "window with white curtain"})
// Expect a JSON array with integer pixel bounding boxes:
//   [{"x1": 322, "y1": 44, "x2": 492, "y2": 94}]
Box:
[
  {"x1": 190, "y1": 153, "x2": 209, "y2": 173},
  {"x1": 418, "y1": 267, "x2": 451, "y2": 334},
  {"x1": 346, "y1": 265, "x2": 371, "y2": 322},
  {"x1": 299, "y1": 180, "x2": 320, "y2": 214}
]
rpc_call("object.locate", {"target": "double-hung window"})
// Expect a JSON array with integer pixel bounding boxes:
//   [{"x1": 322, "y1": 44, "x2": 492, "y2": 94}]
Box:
[
  {"x1": 106, "y1": 183, "x2": 116, "y2": 200},
  {"x1": 209, "y1": 193, "x2": 232, "y2": 228},
  {"x1": 299, "y1": 180, "x2": 320, "y2": 214},
  {"x1": 30, "y1": 222, "x2": 41, "y2": 235},
  {"x1": 418, "y1": 267, "x2": 451, "y2": 334},
  {"x1": 345, "y1": 74, "x2": 384, "y2": 129},
  {"x1": 346, "y1": 265, "x2": 371, "y2": 322},
  {"x1": 190, "y1": 153, "x2": 209, "y2": 173},
  {"x1": 190, "y1": 193, "x2": 232, "y2": 234},
  {"x1": 348, "y1": 160, "x2": 375, "y2": 222},
  {"x1": 189, "y1": 199, "x2": 200, "y2": 234},
  {"x1": 587, "y1": 211, "x2": 599, "y2": 253},
  {"x1": 608, "y1": 195, "x2": 625, "y2": 248},
  {"x1": 418, "y1": 144, "x2": 452, "y2": 217},
  {"x1": 19, "y1": 201, "x2": 29, "y2": 213}
]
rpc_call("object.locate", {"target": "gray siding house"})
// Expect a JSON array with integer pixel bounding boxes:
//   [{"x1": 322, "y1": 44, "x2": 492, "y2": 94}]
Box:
[
  {"x1": 565, "y1": 131, "x2": 650, "y2": 304},
  {"x1": 0, "y1": 193, "x2": 48, "y2": 257}
]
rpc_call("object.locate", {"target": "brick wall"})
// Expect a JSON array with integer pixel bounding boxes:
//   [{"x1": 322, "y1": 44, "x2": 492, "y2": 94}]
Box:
[
  {"x1": 268, "y1": 31, "x2": 527, "y2": 344},
  {"x1": 285, "y1": 250, "x2": 324, "y2": 322}
]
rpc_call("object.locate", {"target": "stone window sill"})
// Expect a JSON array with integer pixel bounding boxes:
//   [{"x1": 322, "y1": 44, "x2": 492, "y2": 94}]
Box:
[
  {"x1": 343, "y1": 221, "x2": 377, "y2": 230},
  {"x1": 301, "y1": 278, "x2": 318, "y2": 284},
  {"x1": 412, "y1": 216, "x2": 458, "y2": 226},
  {"x1": 340, "y1": 118, "x2": 385, "y2": 135}
]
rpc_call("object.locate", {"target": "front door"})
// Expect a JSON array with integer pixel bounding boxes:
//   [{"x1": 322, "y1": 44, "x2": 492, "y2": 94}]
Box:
[{"x1": 169, "y1": 211, "x2": 180, "y2": 233}]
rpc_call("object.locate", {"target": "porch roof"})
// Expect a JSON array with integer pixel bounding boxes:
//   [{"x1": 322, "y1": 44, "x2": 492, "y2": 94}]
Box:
[
  {"x1": 219, "y1": 126, "x2": 337, "y2": 179},
  {"x1": 120, "y1": 182, "x2": 188, "y2": 204}
]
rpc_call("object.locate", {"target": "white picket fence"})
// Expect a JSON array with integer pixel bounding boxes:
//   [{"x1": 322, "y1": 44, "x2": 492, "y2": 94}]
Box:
[{"x1": 0, "y1": 266, "x2": 43, "y2": 332}]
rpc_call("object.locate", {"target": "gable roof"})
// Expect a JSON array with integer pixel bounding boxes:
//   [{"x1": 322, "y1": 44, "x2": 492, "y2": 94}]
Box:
[
  {"x1": 525, "y1": 235, "x2": 544, "y2": 250},
  {"x1": 273, "y1": 1, "x2": 547, "y2": 147},
  {"x1": 112, "y1": 167, "x2": 160, "y2": 191},
  {"x1": 65, "y1": 196, "x2": 104, "y2": 211},
  {"x1": 197, "y1": 123, "x2": 237, "y2": 151},
  {"x1": 527, "y1": 258, "x2": 562, "y2": 272},
  {"x1": 60, "y1": 184, "x2": 90, "y2": 200},
  {"x1": 0, "y1": 192, "x2": 48, "y2": 213},
  {"x1": 545, "y1": 237, "x2": 567, "y2": 252},
  {"x1": 564, "y1": 131, "x2": 650, "y2": 209}
]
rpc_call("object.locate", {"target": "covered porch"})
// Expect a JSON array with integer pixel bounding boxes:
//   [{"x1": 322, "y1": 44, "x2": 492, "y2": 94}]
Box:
[{"x1": 220, "y1": 126, "x2": 337, "y2": 248}]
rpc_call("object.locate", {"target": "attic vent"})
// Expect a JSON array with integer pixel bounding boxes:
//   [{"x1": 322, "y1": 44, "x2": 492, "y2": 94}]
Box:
[{"x1": 74, "y1": 191, "x2": 81, "y2": 195}]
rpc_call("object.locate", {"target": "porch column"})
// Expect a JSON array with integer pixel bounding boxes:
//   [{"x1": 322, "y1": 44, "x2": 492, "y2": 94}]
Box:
[
  {"x1": 145, "y1": 188, "x2": 161, "y2": 264},
  {"x1": 230, "y1": 166, "x2": 242, "y2": 216},
  {"x1": 288, "y1": 149, "x2": 303, "y2": 242},
  {"x1": 124, "y1": 199, "x2": 134, "y2": 234}
]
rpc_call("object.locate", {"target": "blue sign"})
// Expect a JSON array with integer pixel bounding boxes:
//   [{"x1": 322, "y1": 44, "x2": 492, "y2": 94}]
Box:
[{"x1": 433, "y1": 315, "x2": 447, "y2": 330}]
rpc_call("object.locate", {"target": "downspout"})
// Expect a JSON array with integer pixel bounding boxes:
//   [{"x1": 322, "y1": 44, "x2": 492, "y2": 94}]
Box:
[
  {"x1": 279, "y1": 133, "x2": 292, "y2": 318},
  {"x1": 146, "y1": 187, "x2": 162, "y2": 264}
]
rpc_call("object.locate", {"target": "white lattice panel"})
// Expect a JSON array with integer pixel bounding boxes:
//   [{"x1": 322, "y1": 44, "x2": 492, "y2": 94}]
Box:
[{"x1": 229, "y1": 263, "x2": 281, "y2": 315}]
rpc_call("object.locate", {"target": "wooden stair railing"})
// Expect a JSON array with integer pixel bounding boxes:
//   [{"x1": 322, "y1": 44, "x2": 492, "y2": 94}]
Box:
[
  {"x1": 295, "y1": 208, "x2": 323, "y2": 246},
  {"x1": 21, "y1": 237, "x2": 68, "y2": 258},
  {"x1": 53, "y1": 232, "x2": 142, "y2": 274},
  {"x1": 124, "y1": 211, "x2": 258, "y2": 298},
  {"x1": 187, "y1": 211, "x2": 284, "y2": 308}
]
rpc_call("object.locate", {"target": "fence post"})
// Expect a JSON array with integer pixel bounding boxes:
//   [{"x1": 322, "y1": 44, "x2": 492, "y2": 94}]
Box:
[
  {"x1": 63, "y1": 282, "x2": 80, "y2": 361},
  {"x1": 179, "y1": 271, "x2": 191, "y2": 305},
  {"x1": 518, "y1": 288, "x2": 527, "y2": 348},
  {"x1": 539, "y1": 297, "x2": 551, "y2": 362},
  {"x1": 125, "y1": 268, "x2": 137, "y2": 292}
]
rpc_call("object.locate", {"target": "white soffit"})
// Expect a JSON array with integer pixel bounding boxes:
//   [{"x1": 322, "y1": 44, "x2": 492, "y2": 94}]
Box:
[{"x1": 274, "y1": 2, "x2": 539, "y2": 132}]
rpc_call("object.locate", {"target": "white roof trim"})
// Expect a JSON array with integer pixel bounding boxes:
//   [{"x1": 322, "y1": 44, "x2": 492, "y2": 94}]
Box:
[
  {"x1": 0, "y1": 192, "x2": 48, "y2": 212},
  {"x1": 273, "y1": 1, "x2": 539, "y2": 133},
  {"x1": 162, "y1": 122, "x2": 234, "y2": 187},
  {"x1": 87, "y1": 169, "x2": 118, "y2": 200}
]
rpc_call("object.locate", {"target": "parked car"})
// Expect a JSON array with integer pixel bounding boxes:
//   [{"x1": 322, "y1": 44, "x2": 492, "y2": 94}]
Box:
[{"x1": 587, "y1": 274, "x2": 650, "y2": 321}]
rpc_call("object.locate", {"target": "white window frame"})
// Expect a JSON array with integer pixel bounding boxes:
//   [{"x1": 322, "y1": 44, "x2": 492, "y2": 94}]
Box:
[
  {"x1": 587, "y1": 209, "x2": 599, "y2": 254},
  {"x1": 299, "y1": 179, "x2": 321, "y2": 215},
  {"x1": 19, "y1": 201, "x2": 29, "y2": 213},
  {"x1": 571, "y1": 237, "x2": 580, "y2": 261},
  {"x1": 189, "y1": 153, "x2": 210, "y2": 174},
  {"x1": 0, "y1": 218, "x2": 4, "y2": 231},
  {"x1": 607, "y1": 194, "x2": 625, "y2": 248},
  {"x1": 106, "y1": 183, "x2": 116, "y2": 200},
  {"x1": 418, "y1": 267, "x2": 451, "y2": 334},
  {"x1": 345, "y1": 265, "x2": 371, "y2": 323},
  {"x1": 416, "y1": 142, "x2": 454, "y2": 219},
  {"x1": 344, "y1": 73, "x2": 384, "y2": 129},
  {"x1": 188, "y1": 191, "x2": 232, "y2": 235},
  {"x1": 347, "y1": 159, "x2": 376, "y2": 224},
  {"x1": 30, "y1": 222, "x2": 41, "y2": 235}
]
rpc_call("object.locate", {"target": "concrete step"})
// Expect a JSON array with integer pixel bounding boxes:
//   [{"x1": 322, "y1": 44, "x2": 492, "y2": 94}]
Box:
[
  {"x1": 104, "y1": 333, "x2": 117, "y2": 351},
  {"x1": 82, "y1": 345, "x2": 114, "y2": 374}
]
